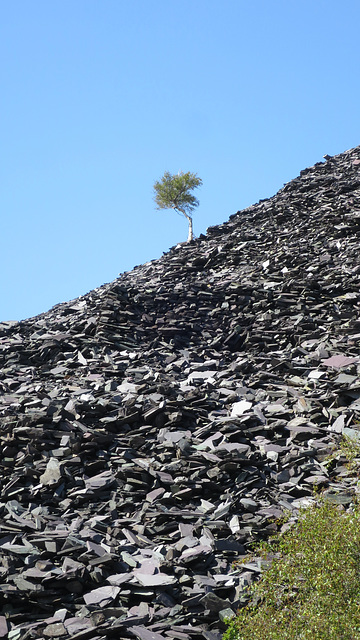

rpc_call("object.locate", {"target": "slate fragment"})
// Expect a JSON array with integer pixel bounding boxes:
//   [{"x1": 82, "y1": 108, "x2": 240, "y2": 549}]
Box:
[
  {"x1": 129, "y1": 627, "x2": 166, "y2": 640},
  {"x1": 0, "y1": 618, "x2": 8, "y2": 638}
]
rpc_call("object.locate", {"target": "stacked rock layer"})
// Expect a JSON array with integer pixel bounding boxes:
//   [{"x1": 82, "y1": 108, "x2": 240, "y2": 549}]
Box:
[{"x1": 1, "y1": 146, "x2": 360, "y2": 640}]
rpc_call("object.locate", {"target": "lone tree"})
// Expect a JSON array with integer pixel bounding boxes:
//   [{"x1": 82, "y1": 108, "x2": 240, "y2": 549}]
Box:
[{"x1": 153, "y1": 170, "x2": 202, "y2": 242}]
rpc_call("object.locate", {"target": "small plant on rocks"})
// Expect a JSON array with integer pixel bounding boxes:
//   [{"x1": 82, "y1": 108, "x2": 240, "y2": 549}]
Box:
[{"x1": 325, "y1": 433, "x2": 360, "y2": 474}]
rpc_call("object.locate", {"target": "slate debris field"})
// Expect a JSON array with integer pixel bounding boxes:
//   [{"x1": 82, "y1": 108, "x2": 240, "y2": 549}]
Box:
[{"x1": 1, "y1": 146, "x2": 360, "y2": 639}]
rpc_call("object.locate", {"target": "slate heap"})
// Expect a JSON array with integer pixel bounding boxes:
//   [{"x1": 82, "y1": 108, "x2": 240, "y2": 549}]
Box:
[{"x1": 0, "y1": 146, "x2": 360, "y2": 640}]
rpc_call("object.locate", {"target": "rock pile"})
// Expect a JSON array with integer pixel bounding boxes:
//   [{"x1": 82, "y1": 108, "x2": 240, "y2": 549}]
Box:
[{"x1": 0, "y1": 146, "x2": 360, "y2": 639}]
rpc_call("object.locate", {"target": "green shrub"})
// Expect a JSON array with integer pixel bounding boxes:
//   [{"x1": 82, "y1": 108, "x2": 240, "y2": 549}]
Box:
[{"x1": 224, "y1": 499, "x2": 360, "y2": 640}]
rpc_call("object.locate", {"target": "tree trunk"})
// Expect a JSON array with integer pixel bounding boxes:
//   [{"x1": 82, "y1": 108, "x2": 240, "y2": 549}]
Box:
[
  {"x1": 175, "y1": 208, "x2": 194, "y2": 242},
  {"x1": 185, "y1": 213, "x2": 193, "y2": 242}
]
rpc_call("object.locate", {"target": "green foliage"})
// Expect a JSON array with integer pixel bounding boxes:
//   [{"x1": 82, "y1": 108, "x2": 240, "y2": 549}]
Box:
[
  {"x1": 153, "y1": 170, "x2": 202, "y2": 217},
  {"x1": 224, "y1": 499, "x2": 360, "y2": 640}
]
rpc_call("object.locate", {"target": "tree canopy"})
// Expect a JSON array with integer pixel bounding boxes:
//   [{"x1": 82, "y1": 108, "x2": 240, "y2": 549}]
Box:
[{"x1": 153, "y1": 170, "x2": 202, "y2": 241}]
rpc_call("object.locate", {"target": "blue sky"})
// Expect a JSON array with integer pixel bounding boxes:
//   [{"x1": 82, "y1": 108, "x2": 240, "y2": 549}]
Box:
[{"x1": 1, "y1": 0, "x2": 360, "y2": 321}]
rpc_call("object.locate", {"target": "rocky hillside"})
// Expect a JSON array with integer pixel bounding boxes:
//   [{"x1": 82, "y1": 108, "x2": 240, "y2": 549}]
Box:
[{"x1": 0, "y1": 146, "x2": 360, "y2": 639}]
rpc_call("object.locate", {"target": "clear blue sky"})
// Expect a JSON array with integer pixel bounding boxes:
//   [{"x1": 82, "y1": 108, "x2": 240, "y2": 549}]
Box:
[{"x1": 2, "y1": 0, "x2": 360, "y2": 321}]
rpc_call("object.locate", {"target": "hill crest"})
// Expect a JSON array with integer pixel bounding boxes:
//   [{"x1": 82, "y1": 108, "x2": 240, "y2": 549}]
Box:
[{"x1": 0, "y1": 145, "x2": 359, "y2": 639}]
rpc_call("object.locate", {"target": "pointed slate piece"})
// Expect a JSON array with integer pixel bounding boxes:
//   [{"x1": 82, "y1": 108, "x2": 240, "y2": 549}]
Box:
[
  {"x1": 84, "y1": 471, "x2": 115, "y2": 490},
  {"x1": 200, "y1": 592, "x2": 233, "y2": 613},
  {"x1": 133, "y1": 572, "x2": 176, "y2": 587},
  {"x1": 146, "y1": 487, "x2": 165, "y2": 502},
  {"x1": 322, "y1": 355, "x2": 359, "y2": 368},
  {"x1": 40, "y1": 457, "x2": 62, "y2": 485},
  {"x1": 329, "y1": 414, "x2": 345, "y2": 433},
  {"x1": 107, "y1": 573, "x2": 132, "y2": 586},
  {"x1": 129, "y1": 626, "x2": 166, "y2": 640},
  {"x1": 0, "y1": 618, "x2": 8, "y2": 638},
  {"x1": 83, "y1": 586, "x2": 120, "y2": 606}
]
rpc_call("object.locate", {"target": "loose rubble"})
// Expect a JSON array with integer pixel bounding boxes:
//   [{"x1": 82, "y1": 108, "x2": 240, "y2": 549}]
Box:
[{"x1": 1, "y1": 146, "x2": 360, "y2": 639}]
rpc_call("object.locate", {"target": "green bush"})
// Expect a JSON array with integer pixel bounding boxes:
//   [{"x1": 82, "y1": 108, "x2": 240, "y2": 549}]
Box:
[{"x1": 224, "y1": 499, "x2": 360, "y2": 640}]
